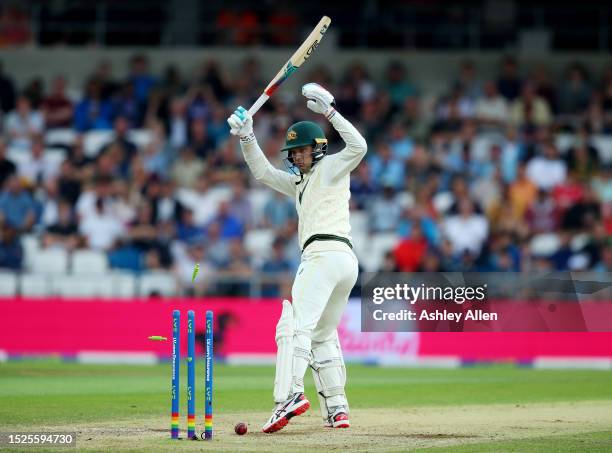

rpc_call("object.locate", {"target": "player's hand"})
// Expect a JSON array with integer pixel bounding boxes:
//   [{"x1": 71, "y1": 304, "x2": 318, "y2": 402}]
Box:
[
  {"x1": 227, "y1": 106, "x2": 254, "y2": 137},
  {"x1": 302, "y1": 83, "x2": 335, "y2": 116}
]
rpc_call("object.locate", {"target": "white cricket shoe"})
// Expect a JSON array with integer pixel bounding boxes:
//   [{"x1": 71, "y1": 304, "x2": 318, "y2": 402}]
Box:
[
  {"x1": 325, "y1": 405, "x2": 350, "y2": 428},
  {"x1": 262, "y1": 392, "x2": 310, "y2": 433}
]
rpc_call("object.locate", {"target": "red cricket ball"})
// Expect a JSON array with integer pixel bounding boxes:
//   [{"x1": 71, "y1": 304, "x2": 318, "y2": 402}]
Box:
[{"x1": 234, "y1": 422, "x2": 248, "y2": 435}]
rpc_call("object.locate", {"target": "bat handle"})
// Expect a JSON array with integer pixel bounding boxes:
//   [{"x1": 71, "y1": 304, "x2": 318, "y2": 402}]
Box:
[{"x1": 248, "y1": 93, "x2": 270, "y2": 117}]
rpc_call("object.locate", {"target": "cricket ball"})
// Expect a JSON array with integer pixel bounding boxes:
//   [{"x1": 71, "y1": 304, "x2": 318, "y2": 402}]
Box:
[{"x1": 234, "y1": 422, "x2": 248, "y2": 435}]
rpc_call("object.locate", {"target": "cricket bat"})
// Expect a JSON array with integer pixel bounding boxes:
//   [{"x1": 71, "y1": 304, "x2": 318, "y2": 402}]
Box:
[{"x1": 247, "y1": 16, "x2": 331, "y2": 116}]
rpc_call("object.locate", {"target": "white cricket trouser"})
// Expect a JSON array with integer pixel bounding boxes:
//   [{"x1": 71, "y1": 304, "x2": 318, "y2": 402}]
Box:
[{"x1": 290, "y1": 246, "x2": 358, "y2": 393}]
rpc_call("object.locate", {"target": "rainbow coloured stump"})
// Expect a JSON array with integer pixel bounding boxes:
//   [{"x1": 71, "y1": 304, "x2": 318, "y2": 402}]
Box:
[
  {"x1": 204, "y1": 310, "x2": 214, "y2": 440},
  {"x1": 187, "y1": 310, "x2": 196, "y2": 439},
  {"x1": 171, "y1": 310, "x2": 180, "y2": 439}
]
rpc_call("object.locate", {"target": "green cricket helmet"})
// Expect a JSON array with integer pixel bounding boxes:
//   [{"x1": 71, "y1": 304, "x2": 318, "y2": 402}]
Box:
[{"x1": 281, "y1": 121, "x2": 328, "y2": 175}]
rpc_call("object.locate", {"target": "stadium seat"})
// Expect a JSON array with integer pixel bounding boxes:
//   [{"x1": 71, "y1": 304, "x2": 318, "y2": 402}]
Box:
[
  {"x1": 0, "y1": 272, "x2": 18, "y2": 297},
  {"x1": 44, "y1": 148, "x2": 67, "y2": 167},
  {"x1": 139, "y1": 271, "x2": 177, "y2": 297},
  {"x1": 84, "y1": 130, "x2": 114, "y2": 157},
  {"x1": 44, "y1": 128, "x2": 76, "y2": 147},
  {"x1": 71, "y1": 250, "x2": 109, "y2": 275},
  {"x1": 21, "y1": 234, "x2": 41, "y2": 270},
  {"x1": 555, "y1": 133, "x2": 575, "y2": 154},
  {"x1": 432, "y1": 192, "x2": 454, "y2": 215},
  {"x1": 19, "y1": 274, "x2": 50, "y2": 297},
  {"x1": 110, "y1": 272, "x2": 137, "y2": 298},
  {"x1": 591, "y1": 135, "x2": 612, "y2": 164},
  {"x1": 30, "y1": 249, "x2": 69, "y2": 274},
  {"x1": 7, "y1": 147, "x2": 31, "y2": 168},
  {"x1": 128, "y1": 129, "x2": 153, "y2": 148},
  {"x1": 52, "y1": 275, "x2": 111, "y2": 298},
  {"x1": 530, "y1": 233, "x2": 561, "y2": 257}
]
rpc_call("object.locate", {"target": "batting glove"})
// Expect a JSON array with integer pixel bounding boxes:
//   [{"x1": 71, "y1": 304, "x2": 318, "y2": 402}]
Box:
[
  {"x1": 227, "y1": 106, "x2": 254, "y2": 137},
  {"x1": 302, "y1": 83, "x2": 336, "y2": 118}
]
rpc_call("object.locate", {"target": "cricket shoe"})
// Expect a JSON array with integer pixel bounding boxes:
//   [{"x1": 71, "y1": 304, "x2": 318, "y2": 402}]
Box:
[
  {"x1": 325, "y1": 406, "x2": 350, "y2": 428},
  {"x1": 262, "y1": 392, "x2": 310, "y2": 433}
]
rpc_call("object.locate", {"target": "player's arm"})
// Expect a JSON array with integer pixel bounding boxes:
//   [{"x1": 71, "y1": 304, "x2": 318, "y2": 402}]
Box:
[
  {"x1": 227, "y1": 107, "x2": 297, "y2": 197},
  {"x1": 302, "y1": 83, "x2": 368, "y2": 183}
]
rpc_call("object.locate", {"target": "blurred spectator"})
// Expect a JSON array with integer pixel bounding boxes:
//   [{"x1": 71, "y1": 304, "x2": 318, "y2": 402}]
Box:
[
  {"x1": 0, "y1": 62, "x2": 16, "y2": 113},
  {"x1": 388, "y1": 122, "x2": 414, "y2": 160},
  {"x1": 128, "y1": 54, "x2": 157, "y2": 104},
  {"x1": 76, "y1": 175, "x2": 114, "y2": 220},
  {"x1": 171, "y1": 146, "x2": 205, "y2": 189},
  {"x1": 0, "y1": 139, "x2": 16, "y2": 187},
  {"x1": 79, "y1": 197, "x2": 125, "y2": 250},
  {"x1": 525, "y1": 189, "x2": 559, "y2": 233},
  {"x1": 0, "y1": 225, "x2": 22, "y2": 270},
  {"x1": 384, "y1": 61, "x2": 418, "y2": 109},
  {"x1": 565, "y1": 129, "x2": 600, "y2": 182},
  {"x1": 0, "y1": 175, "x2": 36, "y2": 232},
  {"x1": 526, "y1": 142, "x2": 567, "y2": 190},
  {"x1": 177, "y1": 209, "x2": 204, "y2": 244},
  {"x1": 558, "y1": 63, "x2": 591, "y2": 115},
  {"x1": 455, "y1": 60, "x2": 482, "y2": 101},
  {"x1": 43, "y1": 200, "x2": 81, "y2": 251},
  {"x1": 561, "y1": 185, "x2": 601, "y2": 231},
  {"x1": 216, "y1": 238, "x2": 252, "y2": 296},
  {"x1": 475, "y1": 80, "x2": 508, "y2": 130},
  {"x1": 74, "y1": 78, "x2": 114, "y2": 131},
  {"x1": 260, "y1": 239, "x2": 292, "y2": 297},
  {"x1": 393, "y1": 223, "x2": 428, "y2": 271},
  {"x1": 350, "y1": 162, "x2": 376, "y2": 210},
  {"x1": 42, "y1": 75, "x2": 74, "y2": 129},
  {"x1": 369, "y1": 184, "x2": 402, "y2": 232},
  {"x1": 228, "y1": 180, "x2": 252, "y2": 230},
  {"x1": 167, "y1": 97, "x2": 188, "y2": 149},
  {"x1": 263, "y1": 191, "x2": 296, "y2": 228},
  {"x1": 209, "y1": 200, "x2": 243, "y2": 239},
  {"x1": 5, "y1": 95, "x2": 44, "y2": 149},
  {"x1": 592, "y1": 164, "x2": 612, "y2": 204},
  {"x1": 93, "y1": 60, "x2": 121, "y2": 100},
  {"x1": 510, "y1": 82, "x2": 552, "y2": 127},
  {"x1": 509, "y1": 162, "x2": 538, "y2": 219},
  {"x1": 190, "y1": 118, "x2": 215, "y2": 159},
  {"x1": 113, "y1": 82, "x2": 144, "y2": 128},
  {"x1": 18, "y1": 137, "x2": 59, "y2": 185},
  {"x1": 442, "y1": 199, "x2": 488, "y2": 255},
  {"x1": 23, "y1": 78, "x2": 44, "y2": 109},
  {"x1": 127, "y1": 201, "x2": 171, "y2": 267},
  {"x1": 497, "y1": 56, "x2": 522, "y2": 101},
  {"x1": 368, "y1": 142, "x2": 404, "y2": 190}
]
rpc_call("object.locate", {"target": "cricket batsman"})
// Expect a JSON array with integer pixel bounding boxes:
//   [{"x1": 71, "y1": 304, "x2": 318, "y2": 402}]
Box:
[{"x1": 227, "y1": 83, "x2": 367, "y2": 433}]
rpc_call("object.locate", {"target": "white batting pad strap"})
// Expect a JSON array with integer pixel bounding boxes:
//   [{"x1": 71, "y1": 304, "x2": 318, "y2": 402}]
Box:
[
  {"x1": 310, "y1": 339, "x2": 348, "y2": 412},
  {"x1": 273, "y1": 300, "x2": 295, "y2": 403},
  {"x1": 291, "y1": 332, "x2": 312, "y2": 394}
]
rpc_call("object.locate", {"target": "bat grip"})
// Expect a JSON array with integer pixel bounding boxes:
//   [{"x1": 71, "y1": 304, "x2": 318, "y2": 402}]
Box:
[{"x1": 248, "y1": 93, "x2": 270, "y2": 117}]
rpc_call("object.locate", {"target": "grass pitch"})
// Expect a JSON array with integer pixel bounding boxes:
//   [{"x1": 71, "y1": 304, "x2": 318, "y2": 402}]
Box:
[{"x1": 0, "y1": 361, "x2": 611, "y2": 451}]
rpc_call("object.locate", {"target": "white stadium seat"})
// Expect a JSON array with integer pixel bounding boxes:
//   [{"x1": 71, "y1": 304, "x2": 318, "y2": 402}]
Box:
[
  {"x1": 110, "y1": 272, "x2": 137, "y2": 298},
  {"x1": 52, "y1": 275, "x2": 105, "y2": 298},
  {"x1": 139, "y1": 271, "x2": 177, "y2": 297},
  {"x1": 21, "y1": 234, "x2": 41, "y2": 270},
  {"x1": 71, "y1": 250, "x2": 109, "y2": 275},
  {"x1": 45, "y1": 128, "x2": 76, "y2": 147},
  {"x1": 20, "y1": 274, "x2": 51, "y2": 297},
  {"x1": 128, "y1": 129, "x2": 153, "y2": 148},
  {"x1": 530, "y1": 233, "x2": 561, "y2": 257},
  {"x1": 83, "y1": 130, "x2": 114, "y2": 157},
  {"x1": 30, "y1": 249, "x2": 68, "y2": 275},
  {"x1": 0, "y1": 272, "x2": 18, "y2": 297}
]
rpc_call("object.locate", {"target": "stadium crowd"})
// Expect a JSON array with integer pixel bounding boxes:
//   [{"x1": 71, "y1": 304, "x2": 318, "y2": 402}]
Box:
[{"x1": 0, "y1": 55, "x2": 610, "y2": 296}]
